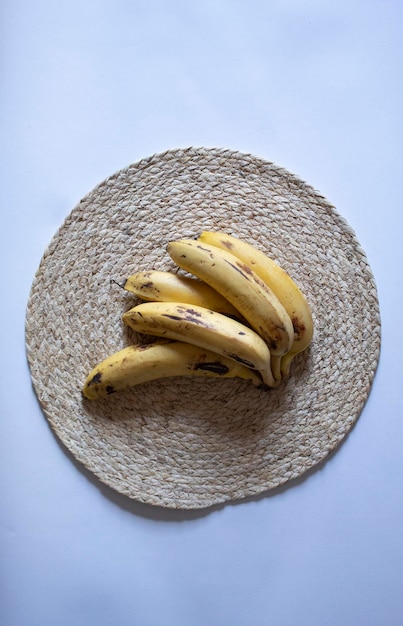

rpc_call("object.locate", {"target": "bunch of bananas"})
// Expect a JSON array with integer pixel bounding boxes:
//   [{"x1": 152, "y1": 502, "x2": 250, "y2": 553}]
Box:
[{"x1": 82, "y1": 231, "x2": 313, "y2": 400}]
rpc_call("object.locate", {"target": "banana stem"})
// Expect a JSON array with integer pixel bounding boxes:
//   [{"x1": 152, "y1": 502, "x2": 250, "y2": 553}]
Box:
[{"x1": 110, "y1": 278, "x2": 126, "y2": 290}]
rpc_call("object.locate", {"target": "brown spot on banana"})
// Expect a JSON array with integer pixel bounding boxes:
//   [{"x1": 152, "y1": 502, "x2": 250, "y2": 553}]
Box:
[
  {"x1": 160, "y1": 312, "x2": 213, "y2": 329},
  {"x1": 162, "y1": 314, "x2": 183, "y2": 321},
  {"x1": 220, "y1": 239, "x2": 234, "y2": 250},
  {"x1": 141, "y1": 281, "x2": 156, "y2": 290},
  {"x1": 193, "y1": 361, "x2": 230, "y2": 375},
  {"x1": 172, "y1": 306, "x2": 215, "y2": 328},
  {"x1": 86, "y1": 372, "x2": 102, "y2": 386},
  {"x1": 177, "y1": 306, "x2": 203, "y2": 318},
  {"x1": 224, "y1": 259, "x2": 253, "y2": 280},
  {"x1": 196, "y1": 243, "x2": 216, "y2": 259},
  {"x1": 226, "y1": 354, "x2": 256, "y2": 369},
  {"x1": 237, "y1": 262, "x2": 254, "y2": 276},
  {"x1": 291, "y1": 315, "x2": 306, "y2": 341},
  {"x1": 224, "y1": 259, "x2": 269, "y2": 292}
]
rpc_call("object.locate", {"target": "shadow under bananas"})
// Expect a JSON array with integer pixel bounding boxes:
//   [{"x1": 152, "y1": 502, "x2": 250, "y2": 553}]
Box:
[
  {"x1": 76, "y1": 347, "x2": 322, "y2": 519},
  {"x1": 31, "y1": 325, "x2": 348, "y2": 524},
  {"x1": 44, "y1": 403, "x2": 352, "y2": 524}
]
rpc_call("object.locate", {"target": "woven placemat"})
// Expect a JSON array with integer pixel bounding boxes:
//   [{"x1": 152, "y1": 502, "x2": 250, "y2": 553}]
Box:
[{"x1": 25, "y1": 147, "x2": 381, "y2": 509}]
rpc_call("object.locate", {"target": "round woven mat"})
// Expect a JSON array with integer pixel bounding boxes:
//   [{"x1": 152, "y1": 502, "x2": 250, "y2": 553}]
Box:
[{"x1": 26, "y1": 147, "x2": 381, "y2": 509}]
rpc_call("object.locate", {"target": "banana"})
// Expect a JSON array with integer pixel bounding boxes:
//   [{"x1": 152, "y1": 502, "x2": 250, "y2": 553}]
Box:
[
  {"x1": 119, "y1": 270, "x2": 240, "y2": 318},
  {"x1": 166, "y1": 239, "x2": 294, "y2": 357},
  {"x1": 122, "y1": 301, "x2": 278, "y2": 387},
  {"x1": 197, "y1": 231, "x2": 313, "y2": 377},
  {"x1": 82, "y1": 340, "x2": 265, "y2": 400}
]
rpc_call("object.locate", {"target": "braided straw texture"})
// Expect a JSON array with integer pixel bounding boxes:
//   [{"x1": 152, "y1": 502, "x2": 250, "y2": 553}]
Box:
[{"x1": 26, "y1": 147, "x2": 381, "y2": 509}]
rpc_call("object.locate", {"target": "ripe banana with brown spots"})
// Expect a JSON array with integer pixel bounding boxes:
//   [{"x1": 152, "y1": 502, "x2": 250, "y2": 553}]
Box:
[
  {"x1": 122, "y1": 301, "x2": 278, "y2": 387},
  {"x1": 196, "y1": 231, "x2": 313, "y2": 378},
  {"x1": 119, "y1": 270, "x2": 240, "y2": 318},
  {"x1": 166, "y1": 239, "x2": 294, "y2": 358},
  {"x1": 82, "y1": 340, "x2": 265, "y2": 400}
]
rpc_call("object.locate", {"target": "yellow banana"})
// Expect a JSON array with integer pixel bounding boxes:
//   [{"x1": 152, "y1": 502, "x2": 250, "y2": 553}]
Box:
[
  {"x1": 122, "y1": 301, "x2": 278, "y2": 387},
  {"x1": 119, "y1": 270, "x2": 240, "y2": 318},
  {"x1": 166, "y1": 239, "x2": 294, "y2": 357},
  {"x1": 197, "y1": 231, "x2": 313, "y2": 377},
  {"x1": 82, "y1": 340, "x2": 265, "y2": 400}
]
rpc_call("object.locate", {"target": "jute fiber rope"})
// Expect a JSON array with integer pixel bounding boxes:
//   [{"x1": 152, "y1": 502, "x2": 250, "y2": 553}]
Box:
[{"x1": 25, "y1": 147, "x2": 381, "y2": 509}]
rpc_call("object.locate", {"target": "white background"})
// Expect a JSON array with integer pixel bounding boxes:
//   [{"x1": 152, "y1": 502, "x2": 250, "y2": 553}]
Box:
[{"x1": 1, "y1": 2, "x2": 402, "y2": 625}]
